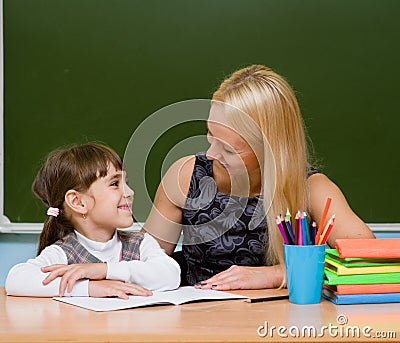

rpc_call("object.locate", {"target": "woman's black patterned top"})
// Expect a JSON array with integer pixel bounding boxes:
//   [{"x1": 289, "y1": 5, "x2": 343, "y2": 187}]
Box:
[{"x1": 181, "y1": 153, "x2": 319, "y2": 285}]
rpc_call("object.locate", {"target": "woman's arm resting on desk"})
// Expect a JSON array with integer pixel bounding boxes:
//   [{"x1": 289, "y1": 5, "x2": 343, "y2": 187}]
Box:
[
  {"x1": 195, "y1": 265, "x2": 284, "y2": 290},
  {"x1": 308, "y1": 173, "x2": 375, "y2": 246}
]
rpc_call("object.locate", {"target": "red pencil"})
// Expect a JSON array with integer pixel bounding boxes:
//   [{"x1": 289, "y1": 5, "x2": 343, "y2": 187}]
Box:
[
  {"x1": 315, "y1": 197, "x2": 332, "y2": 244},
  {"x1": 319, "y1": 214, "x2": 336, "y2": 245}
]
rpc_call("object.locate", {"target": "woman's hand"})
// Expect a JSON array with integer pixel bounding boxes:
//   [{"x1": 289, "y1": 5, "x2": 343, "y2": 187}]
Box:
[
  {"x1": 194, "y1": 265, "x2": 284, "y2": 290},
  {"x1": 88, "y1": 280, "x2": 152, "y2": 299},
  {"x1": 41, "y1": 263, "x2": 108, "y2": 296}
]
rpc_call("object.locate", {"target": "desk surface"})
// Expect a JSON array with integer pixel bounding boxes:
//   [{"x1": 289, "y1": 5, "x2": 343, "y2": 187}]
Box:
[{"x1": 1, "y1": 287, "x2": 399, "y2": 343}]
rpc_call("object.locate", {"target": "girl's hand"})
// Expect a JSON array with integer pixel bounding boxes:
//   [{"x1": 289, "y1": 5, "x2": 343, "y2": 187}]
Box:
[
  {"x1": 194, "y1": 265, "x2": 284, "y2": 290},
  {"x1": 41, "y1": 263, "x2": 108, "y2": 296},
  {"x1": 88, "y1": 280, "x2": 152, "y2": 299}
]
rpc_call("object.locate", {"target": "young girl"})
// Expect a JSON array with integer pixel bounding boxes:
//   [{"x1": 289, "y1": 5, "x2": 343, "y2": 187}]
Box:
[
  {"x1": 5, "y1": 143, "x2": 180, "y2": 298},
  {"x1": 143, "y1": 64, "x2": 375, "y2": 290}
]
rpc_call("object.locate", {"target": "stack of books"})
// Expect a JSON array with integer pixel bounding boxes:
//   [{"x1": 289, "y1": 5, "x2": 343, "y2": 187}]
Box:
[{"x1": 322, "y1": 238, "x2": 400, "y2": 305}]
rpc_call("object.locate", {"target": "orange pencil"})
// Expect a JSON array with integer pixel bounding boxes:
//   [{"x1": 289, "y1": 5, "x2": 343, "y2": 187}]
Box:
[
  {"x1": 314, "y1": 197, "x2": 332, "y2": 244},
  {"x1": 319, "y1": 214, "x2": 336, "y2": 245}
]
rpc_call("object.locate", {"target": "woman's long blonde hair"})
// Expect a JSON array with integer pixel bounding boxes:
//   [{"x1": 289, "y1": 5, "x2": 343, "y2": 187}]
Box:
[{"x1": 212, "y1": 65, "x2": 310, "y2": 267}]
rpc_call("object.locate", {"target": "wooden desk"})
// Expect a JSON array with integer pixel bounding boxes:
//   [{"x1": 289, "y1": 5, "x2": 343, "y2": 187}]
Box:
[{"x1": 0, "y1": 287, "x2": 399, "y2": 342}]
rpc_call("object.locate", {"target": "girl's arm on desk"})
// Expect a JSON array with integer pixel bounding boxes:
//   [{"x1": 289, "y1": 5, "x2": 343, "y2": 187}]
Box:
[
  {"x1": 6, "y1": 259, "x2": 150, "y2": 298},
  {"x1": 5, "y1": 245, "x2": 89, "y2": 297},
  {"x1": 41, "y1": 233, "x2": 180, "y2": 295},
  {"x1": 5, "y1": 234, "x2": 180, "y2": 297}
]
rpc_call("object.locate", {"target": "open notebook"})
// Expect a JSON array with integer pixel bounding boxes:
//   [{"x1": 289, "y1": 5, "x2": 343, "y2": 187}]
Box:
[{"x1": 53, "y1": 286, "x2": 248, "y2": 312}]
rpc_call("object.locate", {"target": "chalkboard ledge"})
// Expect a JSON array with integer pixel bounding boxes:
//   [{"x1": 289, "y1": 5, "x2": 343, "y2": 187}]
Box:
[{"x1": 0, "y1": 223, "x2": 399, "y2": 235}]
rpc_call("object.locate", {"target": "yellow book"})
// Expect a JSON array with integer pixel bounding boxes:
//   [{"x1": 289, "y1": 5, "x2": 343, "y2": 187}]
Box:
[{"x1": 325, "y1": 259, "x2": 400, "y2": 276}]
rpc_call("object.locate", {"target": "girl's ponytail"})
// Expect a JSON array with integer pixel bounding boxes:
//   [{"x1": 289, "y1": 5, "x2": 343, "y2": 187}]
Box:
[{"x1": 36, "y1": 209, "x2": 73, "y2": 255}]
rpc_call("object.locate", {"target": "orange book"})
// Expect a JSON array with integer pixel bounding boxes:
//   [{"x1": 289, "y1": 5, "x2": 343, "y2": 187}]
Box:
[
  {"x1": 324, "y1": 283, "x2": 400, "y2": 295},
  {"x1": 335, "y1": 238, "x2": 400, "y2": 258}
]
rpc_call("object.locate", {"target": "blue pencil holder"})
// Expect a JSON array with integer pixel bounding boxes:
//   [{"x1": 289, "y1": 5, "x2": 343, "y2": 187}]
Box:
[{"x1": 284, "y1": 244, "x2": 326, "y2": 305}]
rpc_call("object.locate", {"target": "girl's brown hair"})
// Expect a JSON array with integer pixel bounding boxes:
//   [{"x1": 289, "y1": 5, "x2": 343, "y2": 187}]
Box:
[{"x1": 33, "y1": 143, "x2": 123, "y2": 255}]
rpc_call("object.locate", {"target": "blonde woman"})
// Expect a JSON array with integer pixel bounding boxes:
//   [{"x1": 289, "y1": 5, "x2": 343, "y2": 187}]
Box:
[{"x1": 143, "y1": 65, "x2": 374, "y2": 290}]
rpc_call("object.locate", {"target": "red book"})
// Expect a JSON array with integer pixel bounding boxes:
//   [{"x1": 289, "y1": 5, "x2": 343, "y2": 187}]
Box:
[
  {"x1": 324, "y1": 283, "x2": 400, "y2": 295},
  {"x1": 335, "y1": 238, "x2": 400, "y2": 258}
]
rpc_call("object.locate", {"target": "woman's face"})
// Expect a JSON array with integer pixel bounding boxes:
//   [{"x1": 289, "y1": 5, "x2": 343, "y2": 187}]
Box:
[{"x1": 206, "y1": 105, "x2": 260, "y2": 177}]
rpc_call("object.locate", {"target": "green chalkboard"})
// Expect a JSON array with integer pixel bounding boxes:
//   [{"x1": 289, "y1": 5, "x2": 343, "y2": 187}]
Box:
[{"x1": 4, "y1": 0, "x2": 400, "y2": 223}]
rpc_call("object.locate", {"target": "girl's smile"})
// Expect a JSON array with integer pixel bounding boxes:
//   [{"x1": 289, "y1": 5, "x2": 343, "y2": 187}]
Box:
[{"x1": 118, "y1": 203, "x2": 132, "y2": 212}]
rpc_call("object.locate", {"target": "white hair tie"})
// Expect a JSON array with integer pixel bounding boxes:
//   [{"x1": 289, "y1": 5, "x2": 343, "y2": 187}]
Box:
[{"x1": 47, "y1": 207, "x2": 60, "y2": 217}]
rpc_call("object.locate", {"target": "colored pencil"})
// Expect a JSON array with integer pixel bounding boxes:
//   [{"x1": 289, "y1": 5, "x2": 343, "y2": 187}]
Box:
[
  {"x1": 276, "y1": 216, "x2": 290, "y2": 244},
  {"x1": 294, "y1": 211, "x2": 300, "y2": 243},
  {"x1": 315, "y1": 197, "x2": 332, "y2": 244},
  {"x1": 311, "y1": 220, "x2": 317, "y2": 244},
  {"x1": 285, "y1": 208, "x2": 291, "y2": 223},
  {"x1": 302, "y1": 211, "x2": 311, "y2": 245},
  {"x1": 281, "y1": 215, "x2": 295, "y2": 245},
  {"x1": 297, "y1": 212, "x2": 303, "y2": 245},
  {"x1": 245, "y1": 295, "x2": 289, "y2": 303},
  {"x1": 284, "y1": 217, "x2": 295, "y2": 244},
  {"x1": 319, "y1": 214, "x2": 336, "y2": 245}
]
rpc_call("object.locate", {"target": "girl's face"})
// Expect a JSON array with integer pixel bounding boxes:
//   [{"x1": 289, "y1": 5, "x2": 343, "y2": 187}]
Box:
[
  {"x1": 82, "y1": 164, "x2": 134, "y2": 232},
  {"x1": 206, "y1": 105, "x2": 260, "y2": 177}
]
